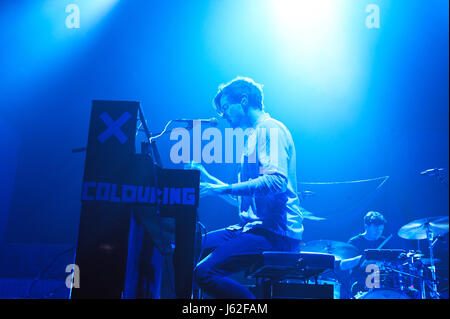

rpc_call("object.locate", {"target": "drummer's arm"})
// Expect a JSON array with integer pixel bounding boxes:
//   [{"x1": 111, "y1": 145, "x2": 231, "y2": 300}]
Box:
[{"x1": 339, "y1": 255, "x2": 363, "y2": 271}]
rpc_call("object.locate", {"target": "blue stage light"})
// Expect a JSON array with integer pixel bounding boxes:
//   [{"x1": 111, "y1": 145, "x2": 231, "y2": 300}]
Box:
[{"x1": 0, "y1": 0, "x2": 120, "y2": 98}]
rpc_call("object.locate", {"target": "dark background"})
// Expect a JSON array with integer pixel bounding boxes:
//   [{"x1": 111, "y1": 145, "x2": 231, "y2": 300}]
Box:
[{"x1": 0, "y1": 0, "x2": 448, "y2": 297}]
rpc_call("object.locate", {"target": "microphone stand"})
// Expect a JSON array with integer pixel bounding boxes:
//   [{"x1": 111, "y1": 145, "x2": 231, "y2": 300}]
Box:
[
  {"x1": 137, "y1": 120, "x2": 194, "y2": 141},
  {"x1": 136, "y1": 106, "x2": 162, "y2": 220},
  {"x1": 435, "y1": 169, "x2": 448, "y2": 185},
  {"x1": 421, "y1": 168, "x2": 448, "y2": 185},
  {"x1": 137, "y1": 106, "x2": 159, "y2": 162}
]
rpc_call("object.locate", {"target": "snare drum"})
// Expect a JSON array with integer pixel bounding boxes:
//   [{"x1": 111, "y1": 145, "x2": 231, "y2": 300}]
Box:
[
  {"x1": 355, "y1": 289, "x2": 410, "y2": 299},
  {"x1": 351, "y1": 261, "x2": 404, "y2": 298},
  {"x1": 317, "y1": 278, "x2": 341, "y2": 299}
]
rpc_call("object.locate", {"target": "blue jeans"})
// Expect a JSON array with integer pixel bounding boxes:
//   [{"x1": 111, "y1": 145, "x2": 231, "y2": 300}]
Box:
[{"x1": 194, "y1": 227, "x2": 301, "y2": 299}]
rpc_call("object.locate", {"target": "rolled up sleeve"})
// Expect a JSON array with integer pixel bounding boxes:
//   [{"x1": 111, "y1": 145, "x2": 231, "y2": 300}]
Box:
[{"x1": 225, "y1": 173, "x2": 287, "y2": 196}]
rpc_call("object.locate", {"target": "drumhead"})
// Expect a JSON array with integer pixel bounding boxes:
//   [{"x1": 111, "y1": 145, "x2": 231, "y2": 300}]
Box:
[{"x1": 356, "y1": 289, "x2": 411, "y2": 299}]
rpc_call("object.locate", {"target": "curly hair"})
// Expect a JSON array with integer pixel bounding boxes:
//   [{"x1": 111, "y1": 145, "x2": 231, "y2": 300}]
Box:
[{"x1": 364, "y1": 211, "x2": 387, "y2": 226}]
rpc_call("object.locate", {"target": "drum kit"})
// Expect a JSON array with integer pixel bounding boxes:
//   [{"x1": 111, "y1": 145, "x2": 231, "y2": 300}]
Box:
[{"x1": 300, "y1": 216, "x2": 449, "y2": 299}]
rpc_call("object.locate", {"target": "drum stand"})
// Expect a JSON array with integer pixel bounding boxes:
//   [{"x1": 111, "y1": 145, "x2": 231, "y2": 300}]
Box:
[
  {"x1": 398, "y1": 213, "x2": 448, "y2": 299},
  {"x1": 425, "y1": 223, "x2": 440, "y2": 299}
]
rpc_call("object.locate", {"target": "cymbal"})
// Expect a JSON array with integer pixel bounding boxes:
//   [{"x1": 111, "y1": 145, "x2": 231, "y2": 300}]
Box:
[
  {"x1": 301, "y1": 240, "x2": 359, "y2": 260},
  {"x1": 398, "y1": 216, "x2": 449, "y2": 240},
  {"x1": 420, "y1": 258, "x2": 441, "y2": 265}
]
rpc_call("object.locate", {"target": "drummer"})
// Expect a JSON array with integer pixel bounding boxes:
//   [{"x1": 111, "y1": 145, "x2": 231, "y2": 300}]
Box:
[
  {"x1": 340, "y1": 211, "x2": 388, "y2": 271},
  {"x1": 337, "y1": 211, "x2": 393, "y2": 298}
]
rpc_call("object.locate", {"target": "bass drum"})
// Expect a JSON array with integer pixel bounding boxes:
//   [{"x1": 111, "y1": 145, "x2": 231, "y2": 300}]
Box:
[
  {"x1": 356, "y1": 289, "x2": 410, "y2": 299},
  {"x1": 317, "y1": 278, "x2": 341, "y2": 299}
]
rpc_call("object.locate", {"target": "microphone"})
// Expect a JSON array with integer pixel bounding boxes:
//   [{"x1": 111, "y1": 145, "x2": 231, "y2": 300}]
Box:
[
  {"x1": 420, "y1": 168, "x2": 445, "y2": 176},
  {"x1": 298, "y1": 190, "x2": 316, "y2": 198},
  {"x1": 173, "y1": 118, "x2": 218, "y2": 126}
]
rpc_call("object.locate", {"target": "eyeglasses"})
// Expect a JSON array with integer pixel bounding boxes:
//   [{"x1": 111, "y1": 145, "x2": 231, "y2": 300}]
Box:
[{"x1": 217, "y1": 103, "x2": 230, "y2": 117}]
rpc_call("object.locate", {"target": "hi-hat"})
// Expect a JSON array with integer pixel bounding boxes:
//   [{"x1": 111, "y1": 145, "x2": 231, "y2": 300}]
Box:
[
  {"x1": 301, "y1": 240, "x2": 359, "y2": 260},
  {"x1": 398, "y1": 216, "x2": 449, "y2": 240}
]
